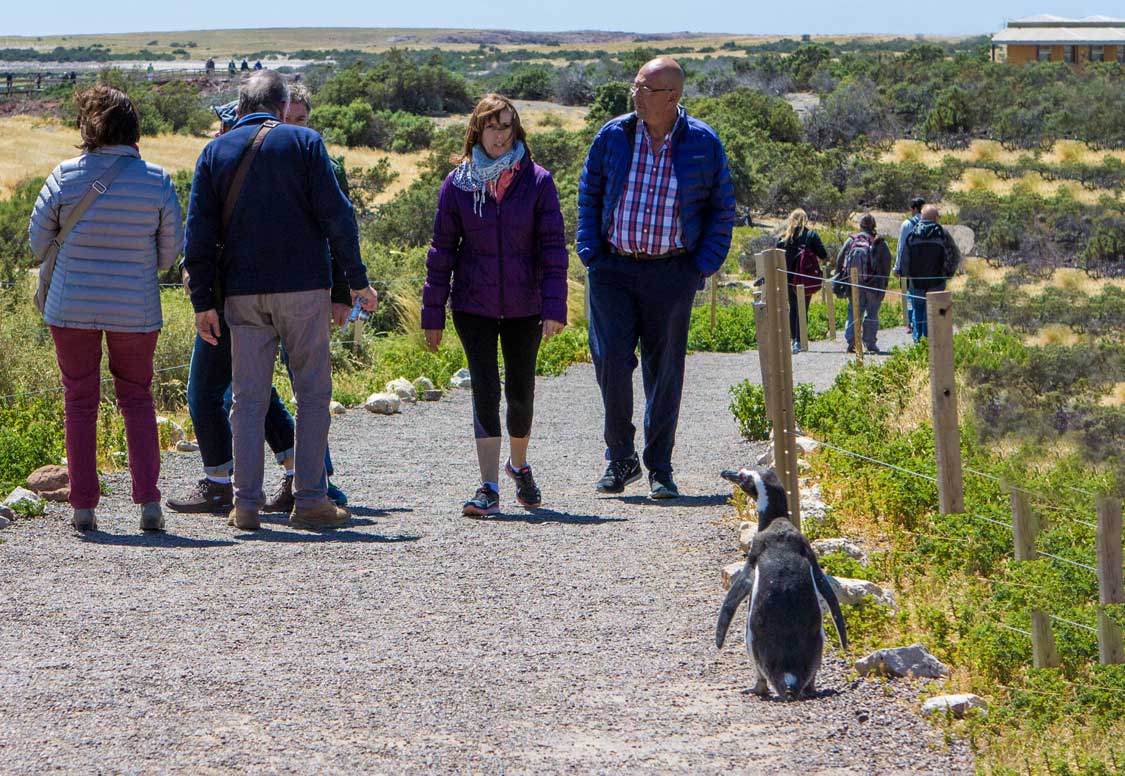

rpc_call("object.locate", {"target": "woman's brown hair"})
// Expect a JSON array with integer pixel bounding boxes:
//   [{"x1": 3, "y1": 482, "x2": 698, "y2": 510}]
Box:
[
  {"x1": 75, "y1": 85, "x2": 141, "y2": 151},
  {"x1": 457, "y1": 93, "x2": 528, "y2": 162}
]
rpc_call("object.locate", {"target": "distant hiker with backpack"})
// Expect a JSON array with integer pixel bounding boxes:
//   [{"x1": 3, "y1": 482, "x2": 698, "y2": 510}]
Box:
[
  {"x1": 835, "y1": 213, "x2": 893, "y2": 355},
  {"x1": 901, "y1": 205, "x2": 961, "y2": 342},
  {"x1": 777, "y1": 208, "x2": 827, "y2": 354},
  {"x1": 893, "y1": 196, "x2": 925, "y2": 336}
]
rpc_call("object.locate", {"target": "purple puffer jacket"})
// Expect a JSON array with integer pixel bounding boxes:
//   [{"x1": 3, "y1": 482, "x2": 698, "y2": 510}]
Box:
[{"x1": 421, "y1": 160, "x2": 568, "y2": 330}]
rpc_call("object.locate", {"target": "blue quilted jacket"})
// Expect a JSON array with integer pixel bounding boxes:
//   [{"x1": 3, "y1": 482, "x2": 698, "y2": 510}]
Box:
[{"x1": 577, "y1": 109, "x2": 736, "y2": 277}]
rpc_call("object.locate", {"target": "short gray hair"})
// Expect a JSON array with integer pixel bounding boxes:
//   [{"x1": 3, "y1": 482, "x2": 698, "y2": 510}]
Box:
[{"x1": 238, "y1": 70, "x2": 289, "y2": 118}]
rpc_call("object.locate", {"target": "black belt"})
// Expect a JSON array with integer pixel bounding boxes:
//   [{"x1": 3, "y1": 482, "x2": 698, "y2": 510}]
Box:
[{"x1": 610, "y1": 247, "x2": 688, "y2": 261}]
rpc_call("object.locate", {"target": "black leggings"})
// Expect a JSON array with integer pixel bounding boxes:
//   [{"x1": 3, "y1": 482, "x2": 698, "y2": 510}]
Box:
[{"x1": 452, "y1": 312, "x2": 542, "y2": 439}]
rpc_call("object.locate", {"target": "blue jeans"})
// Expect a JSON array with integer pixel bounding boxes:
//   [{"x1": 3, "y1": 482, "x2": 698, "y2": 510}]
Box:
[
  {"x1": 218, "y1": 344, "x2": 335, "y2": 477},
  {"x1": 588, "y1": 253, "x2": 699, "y2": 477},
  {"x1": 186, "y1": 315, "x2": 294, "y2": 476},
  {"x1": 908, "y1": 281, "x2": 946, "y2": 342}
]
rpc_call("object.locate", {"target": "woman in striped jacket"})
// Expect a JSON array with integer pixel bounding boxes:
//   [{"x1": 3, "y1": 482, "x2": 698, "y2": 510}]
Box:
[{"x1": 28, "y1": 85, "x2": 182, "y2": 533}]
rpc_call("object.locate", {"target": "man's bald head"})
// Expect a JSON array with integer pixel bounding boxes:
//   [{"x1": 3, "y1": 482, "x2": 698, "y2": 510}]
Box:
[
  {"x1": 639, "y1": 57, "x2": 685, "y2": 92},
  {"x1": 921, "y1": 205, "x2": 940, "y2": 222}
]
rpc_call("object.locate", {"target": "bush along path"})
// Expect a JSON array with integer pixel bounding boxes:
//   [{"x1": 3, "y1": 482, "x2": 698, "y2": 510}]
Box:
[{"x1": 0, "y1": 326, "x2": 971, "y2": 775}]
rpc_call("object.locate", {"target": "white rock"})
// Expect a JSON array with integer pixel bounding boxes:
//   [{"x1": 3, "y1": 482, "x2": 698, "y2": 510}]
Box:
[
  {"x1": 826, "y1": 576, "x2": 895, "y2": 609},
  {"x1": 156, "y1": 416, "x2": 185, "y2": 443},
  {"x1": 364, "y1": 392, "x2": 401, "y2": 415},
  {"x1": 795, "y1": 435, "x2": 820, "y2": 454},
  {"x1": 449, "y1": 368, "x2": 472, "y2": 389},
  {"x1": 175, "y1": 440, "x2": 200, "y2": 453},
  {"x1": 800, "y1": 484, "x2": 831, "y2": 523},
  {"x1": 385, "y1": 377, "x2": 417, "y2": 403},
  {"x1": 329, "y1": 401, "x2": 347, "y2": 415},
  {"x1": 3, "y1": 487, "x2": 42, "y2": 508},
  {"x1": 945, "y1": 224, "x2": 975, "y2": 257},
  {"x1": 922, "y1": 694, "x2": 987, "y2": 719},
  {"x1": 739, "y1": 521, "x2": 757, "y2": 552},
  {"x1": 813, "y1": 538, "x2": 867, "y2": 563},
  {"x1": 756, "y1": 446, "x2": 774, "y2": 467},
  {"x1": 721, "y1": 561, "x2": 745, "y2": 591},
  {"x1": 855, "y1": 644, "x2": 949, "y2": 679},
  {"x1": 412, "y1": 376, "x2": 435, "y2": 393}
]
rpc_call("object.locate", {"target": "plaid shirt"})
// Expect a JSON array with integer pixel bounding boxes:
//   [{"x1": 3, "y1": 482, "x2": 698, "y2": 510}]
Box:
[{"x1": 608, "y1": 110, "x2": 685, "y2": 256}]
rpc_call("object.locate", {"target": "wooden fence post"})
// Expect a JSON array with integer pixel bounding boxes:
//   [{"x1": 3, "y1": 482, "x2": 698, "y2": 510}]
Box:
[
  {"x1": 901, "y1": 277, "x2": 911, "y2": 328},
  {"x1": 849, "y1": 266, "x2": 863, "y2": 364},
  {"x1": 1011, "y1": 487, "x2": 1060, "y2": 667},
  {"x1": 824, "y1": 262, "x2": 836, "y2": 341},
  {"x1": 795, "y1": 284, "x2": 808, "y2": 352},
  {"x1": 1096, "y1": 496, "x2": 1125, "y2": 665},
  {"x1": 927, "y1": 290, "x2": 964, "y2": 515},
  {"x1": 710, "y1": 274, "x2": 718, "y2": 335},
  {"x1": 758, "y1": 248, "x2": 801, "y2": 528}
]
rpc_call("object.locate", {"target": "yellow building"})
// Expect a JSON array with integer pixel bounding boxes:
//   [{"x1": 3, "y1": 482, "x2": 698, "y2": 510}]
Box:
[{"x1": 992, "y1": 14, "x2": 1125, "y2": 67}]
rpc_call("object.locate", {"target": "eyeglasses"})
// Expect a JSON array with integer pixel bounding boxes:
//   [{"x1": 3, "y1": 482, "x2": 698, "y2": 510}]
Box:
[{"x1": 630, "y1": 83, "x2": 677, "y2": 97}]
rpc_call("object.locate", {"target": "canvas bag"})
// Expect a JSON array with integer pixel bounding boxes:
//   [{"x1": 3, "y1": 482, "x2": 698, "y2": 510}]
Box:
[{"x1": 34, "y1": 155, "x2": 133, "y2": 313}]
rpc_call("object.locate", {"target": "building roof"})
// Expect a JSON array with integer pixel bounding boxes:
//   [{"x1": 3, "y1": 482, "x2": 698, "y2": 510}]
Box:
[{"x1": 995, "y1": 15, "x2": 1125, "y2": 44}]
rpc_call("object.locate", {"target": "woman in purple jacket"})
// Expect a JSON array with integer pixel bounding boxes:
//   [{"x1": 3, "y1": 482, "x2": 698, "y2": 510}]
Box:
[{"x1": 422, "y1": 94, "x2": 568, "y2": 516}]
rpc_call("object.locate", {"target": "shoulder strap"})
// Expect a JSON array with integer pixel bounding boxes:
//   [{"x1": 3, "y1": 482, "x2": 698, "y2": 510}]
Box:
[
  {"x1": 220, "y1": 119, "x2": 278, "y2": 240},
  {"x1": 53, "y1": 155, "x2": 133, "y2": 248}
]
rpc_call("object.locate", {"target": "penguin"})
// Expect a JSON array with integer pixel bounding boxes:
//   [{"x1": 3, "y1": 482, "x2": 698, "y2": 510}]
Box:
[{"x1": 715, "y1": 466, "x2": 847, "y2": 700}]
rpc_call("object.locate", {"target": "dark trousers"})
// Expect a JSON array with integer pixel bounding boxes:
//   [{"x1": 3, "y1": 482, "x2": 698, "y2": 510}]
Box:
[
  {"x1": 452, "y1": 311, "x2": 542, "y2": 439},
  {"x1": 50, "y1": 327, "x2": 160, "y2": 509},
  {"x1": 186, "y1": 315, "x2": 294, "y2": 476},
  {"x1": 588, "y1": 253, "x2": 699, "y2": 477}
]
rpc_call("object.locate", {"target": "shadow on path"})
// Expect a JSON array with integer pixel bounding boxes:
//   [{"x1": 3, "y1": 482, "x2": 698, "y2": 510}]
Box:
[
  {"x1": 80, "y1": 531, "x2": 237, "y2": 549},
  {"x1": 487, "y1": 507, "x2": 628, "y2": 526},
  {"x1": 612, "y1": 493, "x2": 731, "y2": 508},
  {"x1": 234, "y1": 527, "x2": 421, "y2": 544}
]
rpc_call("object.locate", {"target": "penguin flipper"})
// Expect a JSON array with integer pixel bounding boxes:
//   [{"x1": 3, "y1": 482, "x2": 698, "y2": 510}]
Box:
[
  {"x1": 809, "y1": 555, "x2": 848, "y2": 650},
  {"x1": 716, "y1": 558, "x2": 756, "y2": 649}
]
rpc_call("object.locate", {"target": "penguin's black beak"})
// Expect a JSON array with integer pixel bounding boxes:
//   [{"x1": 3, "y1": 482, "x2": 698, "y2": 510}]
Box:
[{"x1": 720, "y1": 469, "x2": 743, "y2": 485}]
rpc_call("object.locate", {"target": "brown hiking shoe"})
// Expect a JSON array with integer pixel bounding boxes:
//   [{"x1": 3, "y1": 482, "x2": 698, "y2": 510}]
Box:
[
  {"x1": 227, "y1": 505, "x2": 261, "y2": 531},
  {"x1": 263, "y1": 474, "x2": 294, "y2": 513},
  {"x1": 290, "y1": 499, "x2": 350, "y2": 530}
]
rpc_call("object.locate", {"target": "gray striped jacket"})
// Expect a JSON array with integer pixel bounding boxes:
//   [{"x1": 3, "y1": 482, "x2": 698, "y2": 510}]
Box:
[{"x1": 28, "y1": 145, "x2": 183, "y2": 332}]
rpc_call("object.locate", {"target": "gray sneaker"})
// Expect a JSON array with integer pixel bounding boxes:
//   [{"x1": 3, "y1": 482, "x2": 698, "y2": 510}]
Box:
[
  {"x1": 72, "y1": 508, "x2": 97, "y2": 532},
  {"x1": 140, "y1": 501, "x2": 165, "y2": 532}
]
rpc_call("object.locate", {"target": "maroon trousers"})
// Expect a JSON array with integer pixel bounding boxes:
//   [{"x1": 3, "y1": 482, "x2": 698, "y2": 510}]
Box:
[{"x1": 50, "y1": 326, "x2": 161, "y2": 509}]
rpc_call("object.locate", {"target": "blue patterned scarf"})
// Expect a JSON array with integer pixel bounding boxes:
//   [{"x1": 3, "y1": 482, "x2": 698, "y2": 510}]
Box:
[{"x1": 451, "y1": 141, "x2": 526, "y2": 217}]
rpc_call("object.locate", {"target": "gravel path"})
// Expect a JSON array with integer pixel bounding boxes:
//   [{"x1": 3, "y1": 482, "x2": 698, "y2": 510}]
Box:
[{"x1": 0, "y1": 326, "x2": 972, "y2": 775}]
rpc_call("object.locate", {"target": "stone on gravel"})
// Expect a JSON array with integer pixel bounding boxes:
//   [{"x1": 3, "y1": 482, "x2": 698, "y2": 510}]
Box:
[
  {"x1": 721, "y1": 561, "x2": 745, "y2": 591},
  {"x1": 0, "y1": 504, "x2": 14, "y2": 521},
  {"x1": 739, "y1": 521, "x2": 756, "y2": 552},
  {"x1": 4, "y1": 487, "x2": 42, "y2": 509},
  {"x1": 412, "y1": 376, "x2": 435, "y2": 394},
  {"x1": 156, "y1": 416, "x2": 185, "y2": 443},
  {"x1": 0, "y1": 514, "x2": 9, "y2": 529},
  {"x1": 856, "y1": 644, "x2": 949, "y2": 679},
  {"x1": 795, "y1": 435, "x2": 820, "y2": 454},
  {"x1": 175, "y1": 440, "x2": 200, "y2": 453},
  {"x1": 756, "y1": 446, "x2": 773, "y2": 466},
  {"x1": 26, "y1": 465, "x2": 68, "y2": 494},
  {"x1": 449, "y1": 368, "x2": 472, "y2": 389},
  {"x1": 421, "y1": 389, "x2": 443, "y2": 402},
  {"x1": 813, "y1": 538, "x2": 867, "y2": 563},
  {"x1": 385, "y1": 377, "x2": 417, "y2": 403},
  {"x1": 330, "y1": 401, "x2": 346, "y2": 415},
  {"x1": 364, "y1": 392, "x2": 401, "y2": 415},
  {"x1": 826, "y1": 576, "x2": 895, "y2": 609},
  {"x1": 922, "y1": 694, "x2": 987, "y2": 719}
]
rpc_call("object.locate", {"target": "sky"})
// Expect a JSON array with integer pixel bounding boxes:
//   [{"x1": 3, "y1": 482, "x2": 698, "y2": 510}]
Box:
[{"x1": 4, "y1": 1, "x2": 1123, "y2": 38}]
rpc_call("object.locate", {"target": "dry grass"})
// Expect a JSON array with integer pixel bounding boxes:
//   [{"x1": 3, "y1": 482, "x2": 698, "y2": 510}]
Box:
[
  {"x1": 949, "y1": 167, "x2": 1118, "y2": 205},
  {"x1": 1026, "y1": 324, "x2": 1082, "y2": 347},
  {"x1": 1101, "y1": 382, "x2": 1125, "y2": 408},
  {"x1": 433, "y1": 99, "x2": 588, "y2": 134},
  {"x1": 886, "y1": 139, "x2": 1125, "y2": 169},
  {"x1": 0, "y1": 115, "x2": 422, "y2": 204},
  {"x1": 1041, "y1": 139, "x2": 1125, "y2": 166}
]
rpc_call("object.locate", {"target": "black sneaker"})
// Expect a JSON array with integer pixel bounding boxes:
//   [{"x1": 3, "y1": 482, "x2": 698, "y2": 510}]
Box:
[
  {"x1": 264, "y1": 474, "x2": 295, "y2": 513},
  {"x1": 505, "y1": 460, "x2": 542, "y2": 508},
  {"x1": 166, "y1": 478, "x2": 234, "y2": 514},
  {"x1": 649, "y1": 472, "x2": 681, "y2": 500},
  {"x1": 596, "y1": 453, "x2": 642, "y2": 494},
  {"x1": 462, "y1": 484, "x2": 500, "y2": 517}
]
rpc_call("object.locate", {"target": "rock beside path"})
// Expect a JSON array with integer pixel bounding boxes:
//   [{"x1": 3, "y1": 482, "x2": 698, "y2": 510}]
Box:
[
  {"x1": 365, "y1": 393, "x2": 401, "y2": 415},
  {"x1": 412, "y1": 377, "x2": 435, "y2": 394},
  {"x1": 721, "y1": 561, "x2": 744, "y2": 590},
  {"x1": 813, "y1": 538, "x2": 867, "y2": 563},
  {"x1": 856, "y1": 645, "x2": 949, "y2": 679},
  {"x1": 826, "y1": 576, "x2": 895, "y2": 609},
  {"x1": 421, "y1": 389, "x2": 444, "y2": 402},
  {"x1": 330, "y1": 401, "x2": 347, "y2": 415},
  {"x1": 385, "y1": 377, "x2": 417, "y2": 403},
  {"x1": 449, "y1": 368, "x2": 472, "y2": 389},
  {"x1": 4, "y1": 487, "x2": 42, "y2": 509},
  {"x1": 25, "y1": 465, "x2": 69, "y2": 502},
  {"x1": 175, "y1": 440, "x2": 200, "y2": 453},
  {"x1": 922, "y1": 694, "x2": 987, "y2": 719}
]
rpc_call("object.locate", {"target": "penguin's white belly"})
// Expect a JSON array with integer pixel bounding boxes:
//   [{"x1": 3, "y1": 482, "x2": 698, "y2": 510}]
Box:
[{"x1": 744, "y1": 565, "x2": 760, "y2": 658}]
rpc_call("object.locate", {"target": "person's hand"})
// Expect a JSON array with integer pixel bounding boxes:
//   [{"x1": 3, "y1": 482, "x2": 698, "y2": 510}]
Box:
[
  {"x1": 542, "y1": 319, "x2": 566, "y2": 342},
  {"x1": 195, "y1": 309, "x2": 221, "y2": 346},
  {"x1": 331, "y1": 303, "x2": 351, "y2": 328},
  {"x1": 424, "y1": 329, "x2": 442, "y2": 352},
  {"x1": 181, "y1": 267, "x2": 190, "y2": 295},
  {"x1": 352, "y1": 285, "x2": 378, "y2": 313}
]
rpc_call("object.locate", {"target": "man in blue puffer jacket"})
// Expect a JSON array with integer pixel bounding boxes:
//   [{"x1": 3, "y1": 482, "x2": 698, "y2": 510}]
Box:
[{"x1": 578, "y1": 56, "x2": 736, "y2": 499}]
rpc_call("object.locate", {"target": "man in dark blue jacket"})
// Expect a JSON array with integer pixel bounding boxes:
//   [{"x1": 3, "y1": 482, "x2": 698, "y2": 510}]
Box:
[
  {"x1": 184, "y1": 70, "x2": 377, "y2": 532},
  {"x1": 578, "y1": 56, "x2": 736, "y2": 499}
]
